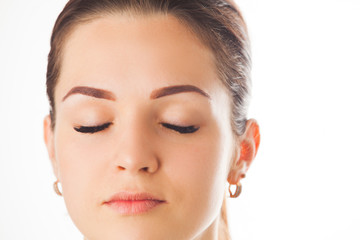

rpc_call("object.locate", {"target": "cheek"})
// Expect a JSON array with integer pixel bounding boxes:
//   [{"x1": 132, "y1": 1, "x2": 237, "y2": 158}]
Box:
[
  {"x1": 168, "y1": 139, "x2": 225, "y2": 189},
  {"x1": 55, "y1": 127, "x2": 109, "y2": 209},
  {"x1": 163, "y1": 127, "x2": 230, "y2": 226}
]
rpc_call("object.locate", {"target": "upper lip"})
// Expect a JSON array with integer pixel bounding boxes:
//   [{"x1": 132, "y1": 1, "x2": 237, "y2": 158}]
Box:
[{"x1": 104, "y1": 192, "x2": 166, "y2": 203}]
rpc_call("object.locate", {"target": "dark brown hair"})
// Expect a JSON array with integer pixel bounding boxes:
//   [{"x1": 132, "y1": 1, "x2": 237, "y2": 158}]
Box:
[{"x1": 46, "y1": 0, "x2": 251, "y2": 238}]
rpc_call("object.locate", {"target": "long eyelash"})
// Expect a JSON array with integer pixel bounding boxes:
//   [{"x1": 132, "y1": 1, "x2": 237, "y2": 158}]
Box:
[
  {"x1": 161, "y1": 123, "x2": 199, "y2": 134},
  {"x1": 74, "y1": 122, "x2": 112, "y2": 134}
]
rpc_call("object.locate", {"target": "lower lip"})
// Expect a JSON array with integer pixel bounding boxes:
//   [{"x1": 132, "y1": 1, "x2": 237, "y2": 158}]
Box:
[{"x1": 104, "y1": 200, "x2": 165, "y2": 215}]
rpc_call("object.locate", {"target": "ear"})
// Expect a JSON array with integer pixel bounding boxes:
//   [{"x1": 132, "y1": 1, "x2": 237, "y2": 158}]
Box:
[
  {"x1": 228, "y1": 119, "x2": 260, "y2": 185},
  {"x1": 43, "y1": 115, "x2": 59, "y2": 179}
]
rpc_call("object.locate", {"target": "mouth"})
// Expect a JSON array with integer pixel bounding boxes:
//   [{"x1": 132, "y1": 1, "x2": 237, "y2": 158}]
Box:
[{"x1": 103, "y1": 192, "x2": 166, "y2": 215}]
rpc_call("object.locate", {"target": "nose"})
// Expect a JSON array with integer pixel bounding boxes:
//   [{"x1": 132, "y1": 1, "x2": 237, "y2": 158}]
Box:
[{"x1": 113, "y1": 118, "x2": 160, "y2": 175}]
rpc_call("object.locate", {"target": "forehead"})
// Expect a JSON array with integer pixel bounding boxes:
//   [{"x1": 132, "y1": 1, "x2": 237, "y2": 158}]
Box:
[{"x1": 56, "y1": 13, "x2": 220, "y2": 101}]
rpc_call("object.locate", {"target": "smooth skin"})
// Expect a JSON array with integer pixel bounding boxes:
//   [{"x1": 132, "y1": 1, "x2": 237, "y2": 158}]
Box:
[{"x1": 44, "y1": 13, "x2": 260, "y2": 240}]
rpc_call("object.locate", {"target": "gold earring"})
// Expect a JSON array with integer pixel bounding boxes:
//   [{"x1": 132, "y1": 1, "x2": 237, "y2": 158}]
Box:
[
  {"x1": 228, "y1": 173, "x2": 246, "y2": 198},
  {"x1": 229, "y1": 183, "x2": 242, "y2": 198},
  {"x1": 53, "y1": 180, "x2": 62, "y2": 196}
]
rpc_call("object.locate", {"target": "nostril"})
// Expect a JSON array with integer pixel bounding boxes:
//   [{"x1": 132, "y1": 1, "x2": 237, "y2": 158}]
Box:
[
  {"x1": 141, "y1": 167, "x2": 149, "y2": 172},
  {"x1": 117, "y1": 166, "x2": 126, "y2": 171}
]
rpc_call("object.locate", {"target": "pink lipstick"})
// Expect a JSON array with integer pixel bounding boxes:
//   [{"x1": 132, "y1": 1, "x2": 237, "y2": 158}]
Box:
[{"x1": 103, "y1": 192, "x2": 166, "y2": 215}]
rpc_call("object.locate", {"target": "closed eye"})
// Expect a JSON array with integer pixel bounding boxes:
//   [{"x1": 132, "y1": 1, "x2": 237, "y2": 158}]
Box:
[
  {"x1": 161, "y1": 123, "x2": 199, "y2": 134},
  {"x1": 74, "y1": 122, "x2": 112, "y2": 134}
]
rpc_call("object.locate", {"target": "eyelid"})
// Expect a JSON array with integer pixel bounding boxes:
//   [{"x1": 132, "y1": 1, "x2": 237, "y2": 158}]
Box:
[
  {"x1": 161, "y1": 122, "x2": 199, "y2": 134},
  {"x1": 73, "y1": 121, "x2": 198, "y2": 134},
  {"x1": 74, "y1": 122, "x2": 113, "y2": 134}
]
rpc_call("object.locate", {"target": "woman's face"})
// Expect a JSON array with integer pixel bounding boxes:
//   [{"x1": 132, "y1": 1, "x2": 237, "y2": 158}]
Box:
[{"x1": 45, "y1": 14, "x2": 237, "y2": 240}]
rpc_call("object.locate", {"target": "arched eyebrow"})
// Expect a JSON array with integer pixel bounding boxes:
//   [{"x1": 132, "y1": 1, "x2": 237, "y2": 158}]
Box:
[
  {"x1": 62, "y1": 86, "x2": 116, "y2": 102},
  {"x1": 62, "y1": 84, "x2": 210, "y2": 102},
  {"x1": 150, "y1": 85, "x2": 210, "y2": 99}
]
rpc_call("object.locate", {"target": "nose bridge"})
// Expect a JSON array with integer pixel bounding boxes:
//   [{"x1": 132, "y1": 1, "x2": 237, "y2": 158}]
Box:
[{"x1": 114, "y1": 111, "x2": 159, "y2": 174}]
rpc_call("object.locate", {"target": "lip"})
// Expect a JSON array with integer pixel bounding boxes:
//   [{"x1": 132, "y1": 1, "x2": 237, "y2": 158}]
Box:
[{"x1": 103, "y1": 192, "x2": 166, "y2": 215}]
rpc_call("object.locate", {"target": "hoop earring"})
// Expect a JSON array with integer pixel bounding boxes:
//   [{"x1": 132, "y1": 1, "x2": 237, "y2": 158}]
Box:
[
  {"x1": 229, "y1": 183, "x2": 242, "y2": 198},
  {"x1": 53, "y1": 180, "x2": 62, "y2": 196}
]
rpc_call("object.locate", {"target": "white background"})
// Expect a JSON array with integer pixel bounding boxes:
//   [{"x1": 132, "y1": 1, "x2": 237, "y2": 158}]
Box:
[{"x1": 1, "y1": 0, "x2": 359, "y2": 239}]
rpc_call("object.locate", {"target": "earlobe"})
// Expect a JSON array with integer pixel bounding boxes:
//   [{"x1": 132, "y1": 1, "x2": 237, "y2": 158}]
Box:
[
  {"x1": 43, "y1": 115, "x2": 59, "y2": 179},
  {"x1": 228, "y1": 119, "x2": 260, "y2": 185}
]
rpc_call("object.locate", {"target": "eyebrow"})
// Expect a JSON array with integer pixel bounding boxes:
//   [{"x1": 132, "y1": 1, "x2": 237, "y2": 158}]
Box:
[
  {"x1": 150, "y1": 85, "x2": 210, "y2": 99},
  {"x1": 62, "y1": 86, "x2": 116, "y2": 102},
  {"x1": 62, "y1": 84, "x2": 210, "y2": 102}
]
